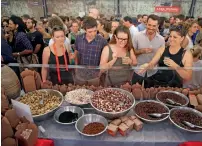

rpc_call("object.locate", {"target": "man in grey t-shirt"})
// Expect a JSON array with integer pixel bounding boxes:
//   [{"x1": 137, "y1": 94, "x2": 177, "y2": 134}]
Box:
[{"x1": 132, "y1": 14, "x2": 165, "y2": 85}]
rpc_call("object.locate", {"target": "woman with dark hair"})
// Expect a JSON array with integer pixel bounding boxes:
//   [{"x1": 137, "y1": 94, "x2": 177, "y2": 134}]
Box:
[
  {"x1": 1, "y1": 28, "x2": 15, "y2": 64},
  {"x1": 42, "y1": 25, "x2": 77, "y2": 85},
  {"x1": 158, "y1": 17, "x2": 167, "y2": 36},
  {"x1": 139, "y1": 26, "x2": 193, "y2": 87},
  {"x1": 100, "y1": 25, "x2": 137, "y2": 86},
  {"x1": 9, "y1": 15, "x2": 33, "y2": 60},
  {"x1": 2, "y1": 19, "x2": 9, "y2": 29},
  {"x1": 97, "y1": 19, "x2": 111, "y2": 41},
  {"x1": 3, "y1": 19, "x2": 14, "y2": 46}
]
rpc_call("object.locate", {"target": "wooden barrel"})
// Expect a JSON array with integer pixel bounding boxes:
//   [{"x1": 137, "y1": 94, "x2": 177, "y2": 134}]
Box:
[{"x1": 1, "y1": 65, "x2": 21, "y2": 100}]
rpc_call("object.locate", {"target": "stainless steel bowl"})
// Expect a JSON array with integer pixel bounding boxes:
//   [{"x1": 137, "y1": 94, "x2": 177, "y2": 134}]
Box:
[
  {"x1": 75, "y1": 114, "x2": 108, "y2": 136},
  {"x1": 169, "y1": 107, "x2": 202, "y2": 133},
  {"x1": 54, "y1": 106, "x2": 84, "y2": 125},
  {"x1": 134, "y1": 100, "x2": 170, "y2": 123},
  {"x1": 65, "y1": 89, "x2": 94, "y2": 108},
  {"x1": 16, "y1": 89, "x2": 63, "y2": 121},
  {"x1": 156, "y1": 90, "x2": 189, "y2": 108},
  {"x1": 90, "y1": 88, "x2": 135, "y2": 120}
]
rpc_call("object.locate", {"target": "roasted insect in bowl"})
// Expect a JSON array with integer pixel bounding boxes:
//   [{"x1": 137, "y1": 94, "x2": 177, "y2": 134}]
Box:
[{"x1": 18, "y1": 90, "x2": 62, "y2": 115}]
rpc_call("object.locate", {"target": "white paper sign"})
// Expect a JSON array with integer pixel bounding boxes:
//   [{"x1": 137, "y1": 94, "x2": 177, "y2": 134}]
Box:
[{"x1": 11, "y1": 99, "x2": 34, "y2": 122}]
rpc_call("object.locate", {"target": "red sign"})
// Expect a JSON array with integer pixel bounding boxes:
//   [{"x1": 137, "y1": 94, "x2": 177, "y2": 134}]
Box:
[{"x1": 155, "y1": 6, "x2": 180, "y2": 13}]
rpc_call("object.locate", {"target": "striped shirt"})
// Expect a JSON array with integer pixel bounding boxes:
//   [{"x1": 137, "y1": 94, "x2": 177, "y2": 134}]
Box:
[
  {"x1": 13, "y1": 32, "x2": 33, "y2": 53},
  {"x1": 75, "y1": 33, "x2": 107, "y2": 66}
]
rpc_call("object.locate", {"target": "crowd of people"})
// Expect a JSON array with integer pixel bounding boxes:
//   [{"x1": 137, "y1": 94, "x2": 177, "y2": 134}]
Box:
[{"x1": 1, "y1": 8, "x2": 202, "y2": 88}]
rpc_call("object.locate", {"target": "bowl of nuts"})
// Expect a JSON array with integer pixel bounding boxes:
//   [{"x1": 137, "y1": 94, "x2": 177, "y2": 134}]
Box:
[
  {"x1": 16, "y1": 89, "x2": 63, "y2": 121},
  {"x1": 90, "y1": 88, "x2": 135, "y2": 119},
  {"x1": 65, "y1": 89, "x2": 94, "y2": 108}
]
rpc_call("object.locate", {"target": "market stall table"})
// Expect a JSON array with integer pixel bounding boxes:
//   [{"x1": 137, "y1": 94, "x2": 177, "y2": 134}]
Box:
[{"x1": 36, "y1": 102, "x2": 202, "y2": 146}]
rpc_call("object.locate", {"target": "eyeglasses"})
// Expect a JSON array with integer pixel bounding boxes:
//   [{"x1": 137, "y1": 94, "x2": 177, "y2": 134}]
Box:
[{"x1": 116, "y1": 36, "x2": 128, "y2": 42}]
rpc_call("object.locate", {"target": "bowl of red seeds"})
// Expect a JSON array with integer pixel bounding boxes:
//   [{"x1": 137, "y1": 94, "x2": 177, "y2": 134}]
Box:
[{"x1": 75, "y1": 114, "x2": 108, "y2": 136}]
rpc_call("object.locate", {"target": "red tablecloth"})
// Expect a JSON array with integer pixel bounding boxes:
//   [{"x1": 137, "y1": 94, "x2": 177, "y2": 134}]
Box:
[
  {"x1": 179, "y1": 141, "x2": 202, "y2": 146},
  {"x1": 35, "y1": 139, "x2": 54, "y2": 146}
]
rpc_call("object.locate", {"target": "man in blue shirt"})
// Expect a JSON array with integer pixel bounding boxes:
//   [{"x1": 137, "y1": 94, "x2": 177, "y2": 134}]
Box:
[
  {"x1": 137, "y1": 14, "x2": 148, "y2": 32},
  {"x1": 74, "y1": 16, "x2": 107, "y2": 85},
  {"x1": 75, "y1": 16, "x2": 107, "y2": 66}
]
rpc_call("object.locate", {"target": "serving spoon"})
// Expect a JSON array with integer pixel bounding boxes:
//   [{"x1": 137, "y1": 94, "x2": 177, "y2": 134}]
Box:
[
  {"x1": 166, "y1": 98, "x2": 182, "y2": 106},
  {"x1": 148, "y1": 113, "x2": 169, "y2": 118},
  {"x1": 182, "y1": 121, "x2": 202, "y2": 129}
]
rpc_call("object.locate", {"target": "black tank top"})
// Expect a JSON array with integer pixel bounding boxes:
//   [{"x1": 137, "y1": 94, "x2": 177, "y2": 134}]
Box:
[
  {"x1": 159, "y1": 47, "x2": 185, "y2": 68},
  {"x1": 48, "y1": 47, "x2": 74, "y2": 85},
  {"x1": 151, "y1": 47, "x2": 185, "y2": 87}
]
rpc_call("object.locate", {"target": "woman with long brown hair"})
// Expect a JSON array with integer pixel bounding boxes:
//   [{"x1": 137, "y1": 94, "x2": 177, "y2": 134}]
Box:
[
  {"x1": 100, "y1": 25, "x2": 137, "y2": 86},
  {"x1": 181, "y1": 21, "x2": 198, "y2": 50}
]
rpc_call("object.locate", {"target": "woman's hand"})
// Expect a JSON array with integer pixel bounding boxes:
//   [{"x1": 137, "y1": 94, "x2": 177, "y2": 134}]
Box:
[
  {"x1": 69, "y1": 53, "x2": 76, "y2": 60},
  {"x1": 5, "y1": 33, "x2": 10, "y2": 39},
  {"x1": 12, "y1": 53, "x2": 19, "y2": 57},
  {"x1": 163, "y1": 58, "x2": 179, "y2": 69},
  {"x1": 122, "y1": 57, "x2": 132, "y2": 65},
  {"x1": 112, "y1": 52, "x2": 118, "y2": 60},
  {"x1": 137, "y1": 63, "x2": 155, "y2": 75}
]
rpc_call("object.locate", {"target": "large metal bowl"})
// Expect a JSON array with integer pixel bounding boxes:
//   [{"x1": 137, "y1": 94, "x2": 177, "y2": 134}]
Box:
[
  {"x1": 16, "y1": 89, "x2": 63, "y2": 121},
  {"x1": 134, "y1": 100, "x2": 170, "y2": 123},
  {"x1": 54, "y1": 106, "x2": 84, "y2": 125},
  {"x1": 156, "y1": 90, "x2": 189, "y2": 108},
  {"x1": 169, "y1": 107, "x2": 202, "y2": 133},
  {"x1": 65, "y1": 89, "x2": 94, "y2": 108},
  {"x1": 90, "y1": 88, "x2": 135, "y2": 120},
  {"x1": 75, "y1": 114, "x2": 108, "y2": 137}
]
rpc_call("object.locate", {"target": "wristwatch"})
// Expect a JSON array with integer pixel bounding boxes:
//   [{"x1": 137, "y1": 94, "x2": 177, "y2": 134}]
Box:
[{"x1": 17, "y1": 52, "x2": 20, "y2": 56}]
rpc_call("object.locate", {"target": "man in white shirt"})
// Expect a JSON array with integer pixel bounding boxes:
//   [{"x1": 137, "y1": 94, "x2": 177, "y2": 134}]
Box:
[
  {"x1": 123, "y1": 16, "x2": 139, "y2": 40},
  {"x1": 132, "y1": 14, "x2": 165, "y2": 85}
]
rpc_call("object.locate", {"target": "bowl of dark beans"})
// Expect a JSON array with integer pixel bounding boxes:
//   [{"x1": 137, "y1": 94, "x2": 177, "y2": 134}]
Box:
[
  {"x1": 169, "y1": 107, "x2": 202, "y2": 133},
  {"x1": 54, "y1": 106, "x2": 84, "y2": 125},
  {"x1": 156, "y1": 91, "x2": 189, "y2": 108},
  {"x1": 75, "y1": 114, "x2": 108, "y2": 136},
  {"x1": 134, "y1": 100, "x2": 170, "y2": 123}
]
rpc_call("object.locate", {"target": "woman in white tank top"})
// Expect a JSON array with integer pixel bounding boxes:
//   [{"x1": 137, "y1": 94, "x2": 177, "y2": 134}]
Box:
[
  {"x1": 181, "y1": 21, "x2": 198, "y2": 50},
  {"x1": 185, "y1": 35, "x2": 194, "y2": 50}
]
